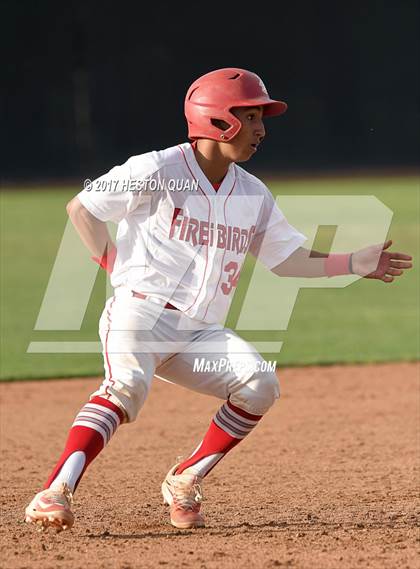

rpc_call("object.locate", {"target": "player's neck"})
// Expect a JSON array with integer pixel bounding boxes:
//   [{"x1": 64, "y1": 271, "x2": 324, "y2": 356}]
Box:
[{"x1": 193, "y1": 140, "x2": 232, "y2": 185}]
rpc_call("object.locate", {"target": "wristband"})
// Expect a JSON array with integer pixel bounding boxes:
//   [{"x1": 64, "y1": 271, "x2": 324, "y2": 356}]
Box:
[
  {"x1": 92, "y1": 245, "x2": 117, "y2": 275},
  {"x1": 324, "y1": 253, "x2": 352, "y2": 277}
]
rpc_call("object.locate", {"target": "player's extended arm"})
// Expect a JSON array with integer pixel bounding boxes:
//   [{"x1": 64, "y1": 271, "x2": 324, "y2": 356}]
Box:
[
  {"x1": 66, "y1": 197, "x2": 116, "y2": 273},
  {"x1": 271, "y1": 240, "x2": 412, "y2": 283}
]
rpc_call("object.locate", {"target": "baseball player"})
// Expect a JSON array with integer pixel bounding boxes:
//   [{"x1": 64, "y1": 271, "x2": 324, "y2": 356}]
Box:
[{"x1": 25, "y1": 68, "x2": 412, "y2": 531}]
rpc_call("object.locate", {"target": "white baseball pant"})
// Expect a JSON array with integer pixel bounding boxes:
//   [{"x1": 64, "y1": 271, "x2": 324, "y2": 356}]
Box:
[{"x1": 91, "y1": 286, "x2": 280, "y2": 422}]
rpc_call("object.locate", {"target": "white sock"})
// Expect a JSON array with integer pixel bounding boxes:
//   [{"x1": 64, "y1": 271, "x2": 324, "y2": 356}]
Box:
[
  {"x1": 183, "y1": 453, "x2": 224, "y2": 478},
  {"x1": 49, "y1": 451, "x2": 86, "y2": 493}
]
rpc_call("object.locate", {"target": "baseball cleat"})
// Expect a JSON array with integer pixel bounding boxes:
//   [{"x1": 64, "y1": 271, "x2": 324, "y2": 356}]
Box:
[
  {"x1": 24, "y1": 482, "x2": 74, "y2": 531},
  {"x1": 161, "y1": 463, "x2": 205, "y2": 529}
]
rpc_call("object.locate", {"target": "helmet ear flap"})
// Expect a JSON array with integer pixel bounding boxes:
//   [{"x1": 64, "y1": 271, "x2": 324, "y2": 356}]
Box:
[
  {"x1": 210, "y1": 111, "x2": 242, "y2": 141},
  {"x1": 187, "y1": 105, "x2": 242, "y2": 141}
]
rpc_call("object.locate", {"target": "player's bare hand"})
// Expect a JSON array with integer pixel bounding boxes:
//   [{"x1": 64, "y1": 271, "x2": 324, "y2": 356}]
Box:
[{"x1": 351, "y1": 240, "x2": 413, "y2": 283}]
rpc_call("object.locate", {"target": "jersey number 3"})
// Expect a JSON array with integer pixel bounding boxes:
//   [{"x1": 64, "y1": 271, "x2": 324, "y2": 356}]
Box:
[{"x1": 221, "y1": 261, "x2": 240, "y2": 295}]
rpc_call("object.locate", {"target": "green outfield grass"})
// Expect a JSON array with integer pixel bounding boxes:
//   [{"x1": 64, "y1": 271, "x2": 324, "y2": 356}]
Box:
[{"x1": 1, "y1": 175, "x2": 419, "y2": 380}]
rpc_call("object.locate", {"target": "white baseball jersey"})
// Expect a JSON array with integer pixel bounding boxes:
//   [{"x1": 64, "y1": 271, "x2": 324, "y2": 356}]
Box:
[{"x1": 77, "y1": 142, "x2": 306, "y2": 324}]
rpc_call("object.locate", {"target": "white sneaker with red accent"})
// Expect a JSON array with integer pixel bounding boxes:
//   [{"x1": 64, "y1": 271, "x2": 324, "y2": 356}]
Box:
[
  {"x1": 25, "y1": 483, "x2": 74, "y2": 531},
  {"x1": 161, "y1": 464, "x2": 205, "y2": 529}
]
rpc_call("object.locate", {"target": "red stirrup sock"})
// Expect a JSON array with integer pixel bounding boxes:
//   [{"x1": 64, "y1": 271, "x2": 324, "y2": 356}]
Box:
[
  {"x1": 44, "y1": 396, "x2": 125, "y2": 492},
  {"x1": 176, "y1": 400, "x2": 262, "y2": 478}
]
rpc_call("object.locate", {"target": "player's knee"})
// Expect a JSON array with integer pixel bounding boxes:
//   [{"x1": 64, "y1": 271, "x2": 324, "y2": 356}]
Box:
[
  {"x1": 230, "y1": 371, "x2": 280, "y2": 416},
  {"x1": 94, "y1": 377, "x2": 150, "y2": 423}
]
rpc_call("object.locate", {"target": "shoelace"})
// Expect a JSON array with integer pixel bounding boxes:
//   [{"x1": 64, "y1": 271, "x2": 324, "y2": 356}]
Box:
[
  {"x1": 173, "y1": 481, "x2": 203, "y2": 512},
  {"x1": 46, "y1": 485, "x2": 74, "y2": 507}
]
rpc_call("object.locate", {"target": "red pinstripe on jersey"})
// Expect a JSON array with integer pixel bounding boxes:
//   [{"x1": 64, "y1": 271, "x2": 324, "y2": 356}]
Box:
[
  {"x1": 104, "y1": 296, "x2": 116, "y2": 398},
  {"x1": 202, "y1": 177, "x2": 237, "y2": 320},
  {"x1": 178, "y1": 145, "x2": 211, "y2": 313},
  {"x1": 178, "y1": 144, "x2": 238, "y2": 317}
]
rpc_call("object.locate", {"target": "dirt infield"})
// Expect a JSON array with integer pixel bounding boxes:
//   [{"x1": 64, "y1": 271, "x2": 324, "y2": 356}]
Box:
[{"x1": 1, "y1": 363, "x2": 418, "y2": 569}]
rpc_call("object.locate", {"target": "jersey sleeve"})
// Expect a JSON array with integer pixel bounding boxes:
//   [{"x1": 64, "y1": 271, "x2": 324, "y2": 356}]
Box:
[
  {"x1": 76, "y1": 160, "x2": 147, "y2": 223},
  {"x1": 249, "y1": 188, "x2": 307, "y2": 269}
]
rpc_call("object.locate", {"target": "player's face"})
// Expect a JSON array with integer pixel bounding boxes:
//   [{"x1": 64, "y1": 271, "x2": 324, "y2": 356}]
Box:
[{"x1": 226, "y1": 106, "x2": 266, "y2": 162}]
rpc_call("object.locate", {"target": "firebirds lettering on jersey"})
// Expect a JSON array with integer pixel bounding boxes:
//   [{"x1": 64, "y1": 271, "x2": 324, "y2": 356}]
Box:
[
  {"x1": 169, "y1": 207, "x2": 256, "y2": 254},
  {"x1": 77, "y1": 142, "x2": 307, "y2": 323}
]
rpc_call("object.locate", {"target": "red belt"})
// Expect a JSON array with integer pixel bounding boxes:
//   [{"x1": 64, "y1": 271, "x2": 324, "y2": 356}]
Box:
[{"x1": 132, "y1": 291, "x2": 179, "y2": 310}]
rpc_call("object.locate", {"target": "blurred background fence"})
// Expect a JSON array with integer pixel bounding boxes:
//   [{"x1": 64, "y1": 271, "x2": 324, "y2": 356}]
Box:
[{"x1": 1, "y1": 0, "x2": 419, "y2": 182}]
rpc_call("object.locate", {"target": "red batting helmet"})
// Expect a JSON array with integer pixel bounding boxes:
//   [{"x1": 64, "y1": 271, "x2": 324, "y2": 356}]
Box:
[{"x1": 184, "y1": 68, "x2": 287, "y2": 141}]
